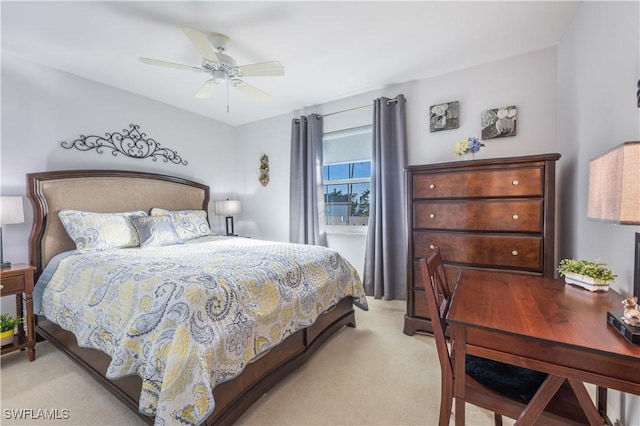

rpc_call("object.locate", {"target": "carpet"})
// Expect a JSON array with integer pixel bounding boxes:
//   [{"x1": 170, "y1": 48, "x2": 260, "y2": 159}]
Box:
[{"x1": 0, "y1": 298, "x2": 506, "y2": 425}]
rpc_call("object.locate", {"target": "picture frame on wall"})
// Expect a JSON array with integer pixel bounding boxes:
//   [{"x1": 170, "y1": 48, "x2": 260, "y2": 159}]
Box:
[
  {"x1": 430, "y1": 101, "x2": 459, "y2": 132},
  {"x1": 481, "y1": 105, "x2": 517, "y2": 140}
]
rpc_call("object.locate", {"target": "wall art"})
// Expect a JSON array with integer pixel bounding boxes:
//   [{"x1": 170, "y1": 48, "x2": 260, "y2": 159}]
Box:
[
  {"x1": 259, "y1": 154, "x2": 269, "y2": 186},
  {"x1": 60, "y1": 123, "x2": 188, "y2": 165},
  {"x1": 429, "y1": 101, "x2": 459, "y2": 132},
  {"x1": 481, "y1": 105, "x2": 517, "y2": 140}
]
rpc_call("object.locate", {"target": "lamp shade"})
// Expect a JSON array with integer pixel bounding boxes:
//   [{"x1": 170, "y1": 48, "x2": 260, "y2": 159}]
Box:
[
  {"x1": 587, "y1": 141, "x2": 640, "y2": 224},
  {"x1": 0, "y1": 196, "x2": 25, "y2": 225},
  {"x1": 214, "y1": 200, "x2": 241, "y2": 216}
]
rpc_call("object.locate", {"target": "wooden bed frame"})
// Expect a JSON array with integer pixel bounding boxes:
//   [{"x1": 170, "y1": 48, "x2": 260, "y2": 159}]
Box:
[{"x1": 27, "y1": 169, "x2": 357, "y2": 425}]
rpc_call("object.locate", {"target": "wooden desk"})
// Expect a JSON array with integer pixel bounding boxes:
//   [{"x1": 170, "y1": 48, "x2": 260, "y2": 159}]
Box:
[{"x1": 448, "y1": 270, "x2": 640, "y2": 425}]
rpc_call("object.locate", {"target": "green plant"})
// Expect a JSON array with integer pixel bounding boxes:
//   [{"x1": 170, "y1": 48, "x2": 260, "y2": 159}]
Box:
[
  {"x1": 0, "y1": 313, "x2": 22, "y2": 333},
  {"x1": 557, "y1": 258, "x2": 617, "y2": 282}
]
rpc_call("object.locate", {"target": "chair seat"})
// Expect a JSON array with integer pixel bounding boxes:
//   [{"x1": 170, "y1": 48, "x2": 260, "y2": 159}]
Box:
[{"x1": 465, "y1": 355, "x2": 548, "y2": 402}]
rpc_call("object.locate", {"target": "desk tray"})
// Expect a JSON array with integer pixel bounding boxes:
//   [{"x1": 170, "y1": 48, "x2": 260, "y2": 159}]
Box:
[{"x1": 607, "y1": 311, "x2": 640, "y2": 344}]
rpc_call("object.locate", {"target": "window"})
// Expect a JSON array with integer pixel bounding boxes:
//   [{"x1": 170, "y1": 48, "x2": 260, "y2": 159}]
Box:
[{"x1": 322, "y1": 126, "x2": 372, "y2": 228}]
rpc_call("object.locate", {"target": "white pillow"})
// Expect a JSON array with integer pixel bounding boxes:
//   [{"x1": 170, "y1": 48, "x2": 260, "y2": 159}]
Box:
[
  {"x1": 58, "y1": 210, "x2": 147, "y2": 252},
  {"x1": 150, "y1": 208, "x2": 212, "y2": 241}
]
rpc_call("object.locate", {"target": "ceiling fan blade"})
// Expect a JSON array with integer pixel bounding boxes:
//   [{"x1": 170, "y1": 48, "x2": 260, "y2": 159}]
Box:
[
  {"x1": 194, "y1": 80, "x2": 219, "y2": 99},
  {"x1": 182, "y1": 27, "x2": 220, "y2": 62},
  {"x1": 237, "y1": 61, "x2": 285, "y2": 77},
  {"x1": 233, "y1": 79, "x2": 271, "y2": 102},
  {"x1": 139, "y1": 57, "x2": 204, "y2": 73}
]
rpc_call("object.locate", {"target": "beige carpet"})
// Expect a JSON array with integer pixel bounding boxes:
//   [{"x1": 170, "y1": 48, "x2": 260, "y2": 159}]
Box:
[{"x1": 0, "y1": 298, "x2": 508, "y2": 425}]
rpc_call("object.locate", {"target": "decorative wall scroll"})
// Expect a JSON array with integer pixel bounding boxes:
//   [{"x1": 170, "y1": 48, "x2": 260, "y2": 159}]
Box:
[
  {"x1": 481, "y1": 105, "x2": 517, "y2": 140},
  {"x1": 259, "y1": 154, "x2": 269, "y2": 186},
  {"x1": 430, "y1": 101, "x2": 459, "y2": 132},
  {"x1": 60, "y1": 124, "x2": 188, "y2": 165}
]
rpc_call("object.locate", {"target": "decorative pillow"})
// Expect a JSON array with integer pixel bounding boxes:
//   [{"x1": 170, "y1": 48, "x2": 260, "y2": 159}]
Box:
[
  {"x1": 58, "y1": 210, "x2": 147, "y2": 252},
  {"x1": 130, "y1": 215, "x2": 183, "y2": 248},
  {"x1": 150, "y1": 208, "x2": 212, "y2": 241}
]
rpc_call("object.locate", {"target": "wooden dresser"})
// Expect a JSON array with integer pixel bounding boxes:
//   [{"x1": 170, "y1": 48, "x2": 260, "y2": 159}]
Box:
[{"x1": 403, "y1": 153, "x2": 560, "y2": 335}]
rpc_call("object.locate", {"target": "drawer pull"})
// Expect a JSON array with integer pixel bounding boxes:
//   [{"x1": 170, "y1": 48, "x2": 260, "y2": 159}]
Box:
[
  {"x1": 429, "y1": 184, "x2": 435, "y2": 189},
  {"x1": 512, "y1": 180, "x2": 519, "y2": 186},
  {"x1": 511, "y1": 250, "x2": 519, "y2": 256},
  {"x1": 429, "y1": 244, "x2": 435, "y2": 250},
  {"x1": 429, "y1": 213, "x2": 436, "y2": 219},
  {"x1": 512, "y1": 214, "x2": 519, "y2": 220}
]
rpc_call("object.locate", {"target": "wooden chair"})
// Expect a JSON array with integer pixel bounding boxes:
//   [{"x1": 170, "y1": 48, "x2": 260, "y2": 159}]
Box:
[{"x1": 419, "y1": 248, "x2": 598, "y2": 426}]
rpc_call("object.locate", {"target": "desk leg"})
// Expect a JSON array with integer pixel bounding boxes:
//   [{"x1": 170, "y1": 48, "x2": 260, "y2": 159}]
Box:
[{"x1": 451, "y1": 325, "x2": 466, "y2": 426}]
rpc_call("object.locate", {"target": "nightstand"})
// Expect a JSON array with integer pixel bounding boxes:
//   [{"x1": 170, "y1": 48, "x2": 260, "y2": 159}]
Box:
[{"x1": 1, "y1": 264, "x2": 36, "y2": 361}]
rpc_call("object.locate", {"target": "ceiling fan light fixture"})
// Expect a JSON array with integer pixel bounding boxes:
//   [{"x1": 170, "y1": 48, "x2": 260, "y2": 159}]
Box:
[{"x1": 211, "y1": 69, "x2": 227, "y2": 83}]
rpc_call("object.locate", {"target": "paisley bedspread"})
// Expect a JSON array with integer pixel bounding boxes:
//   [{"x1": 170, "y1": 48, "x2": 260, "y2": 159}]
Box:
[{"x1": 38, "y1": 236, "x2": 368, "y2": 425}]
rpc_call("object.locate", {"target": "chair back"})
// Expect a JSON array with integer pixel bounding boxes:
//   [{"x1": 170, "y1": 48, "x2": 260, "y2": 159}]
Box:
[{"x1": 418, "y1": 248, "x2": 454, "y2": 382}]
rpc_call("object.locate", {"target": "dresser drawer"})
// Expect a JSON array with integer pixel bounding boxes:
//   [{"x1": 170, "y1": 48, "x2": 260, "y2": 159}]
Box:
[
  {"x1": 413, "y1": 167, "x2": 543, "y2": 199},
  {"x1": 0, "y1": 274, "x2": 26, "y2": 295},
  {"x1": 414, "y1": 232, "x2": 543, "y2": 271},
  {"x1": 414, "y1": 199, "x2": 543, "y2": 232}
]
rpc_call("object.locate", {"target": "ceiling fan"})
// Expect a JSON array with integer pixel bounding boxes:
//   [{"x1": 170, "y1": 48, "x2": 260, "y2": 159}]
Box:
[{"x1": 139, "y1": 27, "x2": 284, "y2": 110}]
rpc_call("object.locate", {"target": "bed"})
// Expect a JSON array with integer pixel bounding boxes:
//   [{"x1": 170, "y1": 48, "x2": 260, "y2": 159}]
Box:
[{"x1": 27, "y1": 169, "x2": 368, "y2": 425}]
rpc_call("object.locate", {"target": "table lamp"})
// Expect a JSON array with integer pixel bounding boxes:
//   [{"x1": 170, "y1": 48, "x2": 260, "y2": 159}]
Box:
[
  {"x1": 1, "y1": 196, "x2": 25, "y2": 268},
  {"x1": 587, "y1": 141, "x2": 640, "y2": 298},
  {"x1": 214, "y1": 199, "x2": 241, "y2": 236}
]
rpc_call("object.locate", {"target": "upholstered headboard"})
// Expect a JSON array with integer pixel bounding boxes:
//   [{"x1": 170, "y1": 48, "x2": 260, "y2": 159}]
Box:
[{"x1": 27, "y1": 170, "x2": 210, "y2": 275}]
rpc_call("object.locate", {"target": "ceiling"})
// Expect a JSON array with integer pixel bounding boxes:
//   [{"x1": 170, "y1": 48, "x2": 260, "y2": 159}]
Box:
[{"x1": 1, "y1": 1, "x2": 579, "y2": 127}]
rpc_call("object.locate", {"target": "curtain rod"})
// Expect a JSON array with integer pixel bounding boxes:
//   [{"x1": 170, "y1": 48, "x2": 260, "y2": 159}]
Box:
[
  {"x1": 317, "y1": 96, "x2": 400, "y2": 119},
  {"x1": 295, "y1": 97, "x2": 400, "y2": 122}
]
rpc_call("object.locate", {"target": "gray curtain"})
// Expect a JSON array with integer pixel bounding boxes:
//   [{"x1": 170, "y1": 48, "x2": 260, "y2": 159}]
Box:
[
  {"x1": 363, "y1": 95, "x2": 408, "y2": 299},
  {"x1": 289, "y1": 114, "x2": 327, "y2": 246}
]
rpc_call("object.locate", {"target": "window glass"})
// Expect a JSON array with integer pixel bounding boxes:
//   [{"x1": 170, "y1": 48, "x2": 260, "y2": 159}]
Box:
[{"x1": 322, "y1": 126, "x2": 372, "y2": 227}]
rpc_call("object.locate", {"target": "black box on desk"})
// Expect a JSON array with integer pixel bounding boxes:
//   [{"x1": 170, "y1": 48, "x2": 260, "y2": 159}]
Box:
[{"x1": 607, "y1": 311, "x2": 640, "y2": 344}]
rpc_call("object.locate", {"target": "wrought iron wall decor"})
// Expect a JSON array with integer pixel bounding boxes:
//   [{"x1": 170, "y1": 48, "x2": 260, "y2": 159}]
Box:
[{"x1": 60, "y1": 124, "x2": 188, "y2": 165}]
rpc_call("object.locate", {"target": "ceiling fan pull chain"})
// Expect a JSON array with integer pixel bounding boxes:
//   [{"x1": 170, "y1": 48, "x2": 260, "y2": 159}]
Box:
[{"x1": 226, "y1": 78, "x2": 230, "y2": 113}]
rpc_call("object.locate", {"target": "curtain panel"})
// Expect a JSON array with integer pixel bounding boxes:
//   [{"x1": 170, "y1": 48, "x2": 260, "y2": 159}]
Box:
[
  {"x1": 289, "y1": 114, "x2": 327, "y2": 246},
  {"x1": 363, "y1": 95, "x2": 408, "y2": 300}
]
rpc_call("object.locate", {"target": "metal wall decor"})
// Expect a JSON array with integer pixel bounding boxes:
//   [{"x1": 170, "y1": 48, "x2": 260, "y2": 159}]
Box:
[
  {"x1": 259, "y1": 154, "x2": 270, "y2": 186},
  {"x1": 60, "y1": 124, "x2": 188, "y2": 165}
]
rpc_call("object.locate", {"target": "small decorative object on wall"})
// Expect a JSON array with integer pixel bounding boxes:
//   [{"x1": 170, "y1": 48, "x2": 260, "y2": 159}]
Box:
[
  {"x1": 481, "y1": 105, "x2": 517, "y2": 140},
  {"x1": 259, "y1": 154, "x2": 270, "y2": 186},
  {"x1": 429, "y1": 101, "x2": 459, "y2": 132},
  {"x1": 60, "y1": 124, "x2": 188, "y2": 165},
  {"x1": 453, "y1": 136, "x2": 484, "y2": 159}
]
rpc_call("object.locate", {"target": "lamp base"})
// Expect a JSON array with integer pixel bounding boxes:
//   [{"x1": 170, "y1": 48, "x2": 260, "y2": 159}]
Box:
[
  {"x1": 0, "y1": 261, "x2": 11, "y2": 269},
  {"x1": 225, "y1": 216, "x2": 236, "y2": 236}
]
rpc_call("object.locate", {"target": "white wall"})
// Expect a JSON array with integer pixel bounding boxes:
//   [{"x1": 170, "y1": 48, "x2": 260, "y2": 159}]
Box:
[
  {"x1": 557, "y1": 2, "x2": 639, "y2": 424},
  {"x1": 235, "y1": 47, "x2": 559, "y2": 279},
  {"x1": 1, "y1": 52, "x2": 237, "y2": 311}
]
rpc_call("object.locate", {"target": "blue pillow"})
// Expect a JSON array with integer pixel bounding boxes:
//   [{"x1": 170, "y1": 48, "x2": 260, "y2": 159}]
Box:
[{"x1": 130, "y1": 215, "x2": 183, "y2": 248}]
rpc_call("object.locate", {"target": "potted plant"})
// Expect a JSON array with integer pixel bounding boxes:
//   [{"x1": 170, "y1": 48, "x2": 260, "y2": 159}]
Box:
[
  {"x1": 0, "y1": 313, "x2": 22, "y2": 346},
  {"x1": 557, "y1": 258, "x2": 617, "y2": 292}
]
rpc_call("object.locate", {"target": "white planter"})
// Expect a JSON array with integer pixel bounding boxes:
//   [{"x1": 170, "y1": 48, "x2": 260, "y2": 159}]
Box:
[
  {"x1": 564, "y1": 272, "x2": 610, "y2": 292},
  {"x1": 0, "y1": 330, "x2": 14, "y2": 346}
]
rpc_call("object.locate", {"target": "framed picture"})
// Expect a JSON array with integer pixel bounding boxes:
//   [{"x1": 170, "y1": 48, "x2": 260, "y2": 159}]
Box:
[
  {"x1": 430, "y1": 101, "x2": 459, "y2": 132},
  {"x1": 481, "y1": 105, "x2": 517, "y2": 140}
]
